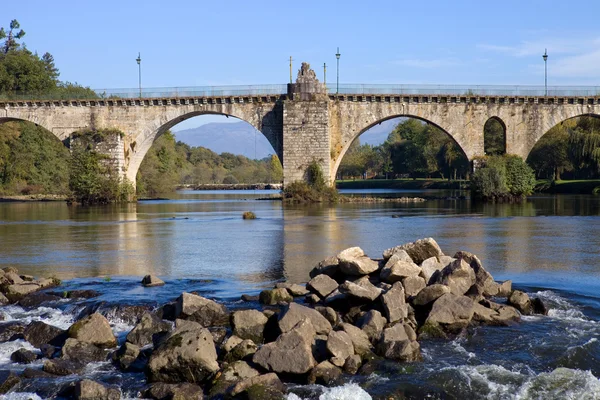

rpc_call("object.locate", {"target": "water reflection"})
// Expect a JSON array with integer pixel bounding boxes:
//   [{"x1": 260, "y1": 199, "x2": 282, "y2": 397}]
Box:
[{"x1": 0, "y1": 191, "x2": 599, "y2": 295}]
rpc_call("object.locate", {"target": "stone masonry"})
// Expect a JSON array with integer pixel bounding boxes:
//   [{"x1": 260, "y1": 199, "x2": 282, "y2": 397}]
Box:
[{"x1": 2, "y1": 63, "x2": 600, "y2": 190}]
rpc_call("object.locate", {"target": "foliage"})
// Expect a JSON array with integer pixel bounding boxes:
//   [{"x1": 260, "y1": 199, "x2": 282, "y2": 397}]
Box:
[
  {"x1": 283, "y1": 161, "x2": 338, "y2": 203},
  {"x1": 0, "y1": 20, "x2": 25, "y2": 54},
  {"x1": 242, "y1": 211, "x2": 256, "y2": 219},
  {"x1": 338, "y1": 118, "x2": 469, "y2": 181},
  {"x1": 471, "y1": 155, "x2": 535, "y2": 201},
  {"x1": 484, "y1": 118, "x2": 506, "y2": 155},
  {"x1": 69, "y1": 129, "x2": 134, "y2": 205}
]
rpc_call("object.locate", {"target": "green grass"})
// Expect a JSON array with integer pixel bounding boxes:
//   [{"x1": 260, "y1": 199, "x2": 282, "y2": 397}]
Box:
[
  {"x1": 535, "y1": 179, "x2": 600, "y2": 194},
  {"x1": 335, "y1": 178, "x2": 468, "y2": 190}
]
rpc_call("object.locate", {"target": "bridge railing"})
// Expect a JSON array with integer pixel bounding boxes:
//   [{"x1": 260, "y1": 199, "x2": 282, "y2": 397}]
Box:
[
  {"x1": 327, "y1": 84, "x2": 600, "y2": 97},
  {"x1": 2, "y1": 84, "x2": 600, "y2": 101}
]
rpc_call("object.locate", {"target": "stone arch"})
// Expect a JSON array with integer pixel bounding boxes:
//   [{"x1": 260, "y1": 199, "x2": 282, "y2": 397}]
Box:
[
  {"x1": 483, "y1": 116, "x2": 507, "y2": 155},
  {"x1": 331, "y1": 113, "x2": 469, "y2": 181},
  {"x1": 126, "y1": 108, "x2": 282, "y2": 184},
  {"x1": 0, "y1": 117, "x2": 68, "y2": 147}
]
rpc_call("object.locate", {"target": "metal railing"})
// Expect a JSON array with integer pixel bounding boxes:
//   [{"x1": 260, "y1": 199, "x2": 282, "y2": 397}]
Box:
[{"x1": 2, "y1": 83, "x2": 600, "y2": 101}]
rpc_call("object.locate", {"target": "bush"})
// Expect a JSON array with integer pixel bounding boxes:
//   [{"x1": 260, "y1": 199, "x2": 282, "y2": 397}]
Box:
[
  {"x1": 242, "y1": 211, "x2": 256, "y2": 219},
  {"x1": 222, "y1": 175, "x2": 239, "y2": 184},
  {"x1": 283, "y1": 161, "x2": 339, "y2": 203},
  {"x1": 471, "y1": 155, "x2": 535, "y2": 201}
]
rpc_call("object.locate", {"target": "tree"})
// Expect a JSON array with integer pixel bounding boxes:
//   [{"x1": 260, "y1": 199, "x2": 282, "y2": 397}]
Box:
[
  {"x1": 0, "y1": 20, "x2": 25, "y2": 54},
  {"x1": 484, "y1": 118, "x2": 506, "y2": 155},
  {"x1": 471, "y1": 155, "x2": 535, "y2": 201}
]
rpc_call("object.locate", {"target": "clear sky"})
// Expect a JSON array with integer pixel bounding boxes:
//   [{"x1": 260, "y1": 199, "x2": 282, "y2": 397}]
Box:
[{"x1": 5, "y1": 0, "x2": 600, "y2": 90}]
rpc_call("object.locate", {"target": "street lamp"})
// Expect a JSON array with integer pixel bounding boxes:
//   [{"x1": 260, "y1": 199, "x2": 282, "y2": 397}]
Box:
[
  {"x1": 543, "y1": 49, "x2": 548, "y2": 97},
  {"x1": 335, "y1": 47, "x2": 341, "y2": 94},
  {"x1": 136, "y1": 52, "x2": 142, "y2": 98},
  {"x1": 323, "y1": 63, "x2": 327, "y2": 87}
]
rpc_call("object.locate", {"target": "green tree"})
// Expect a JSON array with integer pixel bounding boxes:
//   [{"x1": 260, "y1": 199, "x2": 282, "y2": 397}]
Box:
[
  {"x1": 0, "y1": 20, "x2": 25, "y2": 54},
  {"x1": 471, "y1": 155, "x2": 535, "y2": 201},
  {"x1": 484, "y1": 118, "x2": 506, "y2": 155}
]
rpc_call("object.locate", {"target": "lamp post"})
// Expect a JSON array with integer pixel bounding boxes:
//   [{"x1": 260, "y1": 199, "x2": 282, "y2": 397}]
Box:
[
  {"x1": 543, "y1": 49, "x2": 548, "y2": 97},
  {"x1": 136, "y1": 52, "x2": 142, "y2": 98},
  {"x1": 323, "y1": 63, "x2": 327, "y2": 87},
  {"x1": 335, "y1": 47, "x2": 341, "y2": 94}
]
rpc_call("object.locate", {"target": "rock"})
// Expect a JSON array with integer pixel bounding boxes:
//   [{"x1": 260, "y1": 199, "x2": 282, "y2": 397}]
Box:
[
  {"x1": 330, "y1": 356, "x2": 345, "y2": 367},
  {"x1": 402, "y1": 275, "x2": 426, "y2": 298},
  {"x1": 18, "y1": 292, "x2": 62, "y2": 308},
  {"x1": 210, "y1": 327, "x2": 228, "y2": 345},
  {"x1": 62, "y1": 338, "x2": 109, "y2": 363},
  {"x1": 252, "y1": 319, "x2": 317, "y2": 374},
  {"x1": 465, "y1": 284, "x2": 485, "y2": 302},
  {"x1": 423, "y1": 293, "x2": 475, "y2": 336},
  {"x1": 127, "y1": 312, "x2": 171, "y2": 347},
  {"x1": 412, "y1": 284, "x2": 451, "y2": 307},
  {"x1": 20, "y1": 275, "x2": 34, "y2": 282},
  {"x1": 174, "y1": 292, "x2": 229, "y2": 326},
  {"x1": 315, "y1": 306, "x2": 338, "y2": 327},
  {"x1": 340, "y1": 323, "x2": 372, "y2": 356},
  {"x1": 531, "y1": 297, "x2": 548, "y2": 315},
  {"x1": 339, "y1": 278, "x2": 382, "y2": 302},
  {"x1": 454, "y1": 251, "x2": 498, "y2": 296},
  {"x1": 420, "y1": 255, "x2": 455, "y2": 284},
  {"x1": 309, "y1": 256, "x2": 340, "y2": 278},
  {"x1": 112, "y1": 341, "x2": 142, "y2": 371},
  {"x1": 493, "y1": 304, "x2": 521, "y2": 324},
  {"x1": 337, "y1": 247, "x2": 379, "y2": 276},
  {"x1": 0, "y1": 322, "x2": 26, "y2": 343},
  {"x1": 5, "y1": 283, "x2": 40, "y2": 300},
  {"x1": 145, "y1": 382, "x2": 204, "y2": 400},
  {"x1": 40, "y1": 344, "x2": 57, "y2": 359},
  {"x1": 68, "y1": 313, "x2": 117, "y2": 348},
  {"x1": 380, "y1": 255, "x2": 421, "y2": 283},
  {"x1": 5, "y1": 272, "x2": 23, "y2": 284},
  {"x1": 228, "y1": 373, "x2": 285, "y2": 397},
  {"x1": 2, "y1": 267, "x2": 17, "y2": 274},
  {"x1": 324, "y1": 289, "x2": 346, "y2": 307},
  {"x1": 343, "y1": 354, "x2": 362, "y2": 374},
  {"x1": 0, "y1": 293, "x2": 8, "y2": 305},
  {"x1": 435, "y1": 259, "x2": 476, "y2": 296},
  {"x1": 22, "y1": 368, "x2": 54, "y2": 379},
  {"x1": 357, "y1": 310, "x2": 387, "y2": 342},
  {"x1": 377, "y1": 323, "x2": 421, "y2": 361},
  {"x1": 381, "y1": 282, "x2": 408, "y2": 323},
  {"x1": 497, "y1": 280, "x2": 512, "y2": 297},
  {"x1": 10, "y1": 348, "x2": 37, "y2": 364},
  {"x1": 24, "y1": 321, "x2": 67, "y2": 348},
  {"x1": 307, "y1": 274, "x2": 339, "y2": 298},
  {"x1": 74, "y1": 379, "x2": 120, "y2": 400},
  {"x1": 241, "y1": 294, "x2": 259, "y2": 302},
  {"x1": 43, "y1": 359, "x2": 84, "y2": 376},
  {"x1": 232, "y1": 309, "x2": 268, "y2": 343},
  {"x1": 508, "y1": 290, "x2": 532, "y2": 315},
  {"x1": 37, "y1": 278, "x2": 59, "y2": 289},
  {"x1": 209, "y1": 361, "x2": 259, "y2": 398},
  {"x1": 381, "y1": 249, "x2": 413, "y2": 263},
  {"x1": 287, "y1": 284, "x2": 310, "y2": 297},
  {"x1": 224, "y1": 339, "x2": 257, "y2": 362},
  {"x1": 305, "y1": 293, "x2": 321, "y2": 304},
  {"x1": 0, "y1": 371, "x2": 20, "y2": 394},
  {"x1": 278, "y1": 302, "x2": 332, "y2": 335},
  {"x1": 147, "y1": 325, "x2": 219, "y2": 383},
  {"x1": 65, "y1": 290, "x2": 101, "y2": 299},
  {"x1": 222, "y1": 335, "x2": 244, "y2": 353},
  {"x1": 384, "y1": 238, "x2": 444, "y2": 264},
  {"x1": 142, "y1": 275, "x2": 165, "y2": 287},
  {"x1": 259, "y1": 288, "x2": 293, "y2": 305},
  {"x1": 308, "y1": 360, "x2": 342, "y2": 385},
  {"x1": 326, "y1": 330, "x2": 354, "y2": 359}
]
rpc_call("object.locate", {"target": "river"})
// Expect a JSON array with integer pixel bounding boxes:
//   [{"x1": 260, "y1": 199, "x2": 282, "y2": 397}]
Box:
[{"x1": 0, "y1": 189, "x2": 599, "y2": 399}]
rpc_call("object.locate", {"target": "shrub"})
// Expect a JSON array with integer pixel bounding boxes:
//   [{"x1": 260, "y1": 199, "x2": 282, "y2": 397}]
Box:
[
  {"x1": 504, "y1": 155, "x2": 536, "y2": 197},
  {"x1": 242, "y1": 211, "x2": 256, "y2": 219},
  {"x1": 471, "y1": 155, "x2": 535, "y2": 201},
  {"x1": 283, "y1": 161, "x2": 339, "y2": 203},
  {"x1": 222, "y1": 175, "x2": 239, "y2": 184}
]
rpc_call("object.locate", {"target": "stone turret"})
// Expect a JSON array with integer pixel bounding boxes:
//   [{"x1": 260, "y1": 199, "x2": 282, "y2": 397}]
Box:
[{"x1": 287, "y1": 62, "x2": 327, "y2": 101}]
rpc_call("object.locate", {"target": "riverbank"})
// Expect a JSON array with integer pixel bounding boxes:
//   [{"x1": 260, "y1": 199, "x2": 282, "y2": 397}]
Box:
[
  {"x1": 336, "y1": 178, "x2": 467, "y2": 190},
  {"x1": 178, "y1": 183, "x2": 283, "y2": 191},
  {"x1": 535, "y1": 179, "x2": 600, "y2": 194},
  {"x1": 0, "y1": 194, "x2": 68, "y2": 202}
]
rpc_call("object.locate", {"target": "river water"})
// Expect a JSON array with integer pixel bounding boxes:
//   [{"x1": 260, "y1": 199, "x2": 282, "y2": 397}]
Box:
[{"x1": 0, "y1": 189, "x2": 599, "y2": 399}]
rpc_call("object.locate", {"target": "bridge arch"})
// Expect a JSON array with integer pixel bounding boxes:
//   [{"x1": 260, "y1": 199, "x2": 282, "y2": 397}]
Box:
[
  {"x1": 126, "y1": 108, "x2": 282, "y2": 184},
  {"x1": 331, "y1": 113, "x2": 469, "y2": 181}
]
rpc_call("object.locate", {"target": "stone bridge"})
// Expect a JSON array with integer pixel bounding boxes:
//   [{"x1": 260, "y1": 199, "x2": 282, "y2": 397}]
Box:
[{"x1": 1, "y1": 63, "x2": 599, "y2": 188}]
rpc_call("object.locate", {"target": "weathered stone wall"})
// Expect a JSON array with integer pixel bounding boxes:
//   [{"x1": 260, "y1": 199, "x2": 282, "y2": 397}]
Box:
[{"x1": 71, "y1": 131, "x2": 125, "y2": 177}]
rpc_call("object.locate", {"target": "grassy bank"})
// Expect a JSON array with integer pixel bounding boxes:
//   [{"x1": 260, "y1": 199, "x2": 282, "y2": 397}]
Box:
[
  {"x1": 535, "y1": 179, "x2": 600, "y2": 194},
  {"x1": 336, "y1": 178, "x2": 468, "y2": 190}
]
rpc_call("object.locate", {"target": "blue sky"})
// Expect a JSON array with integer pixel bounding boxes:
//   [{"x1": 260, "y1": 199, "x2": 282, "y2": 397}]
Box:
[{"x1": 6, "y1": 1, "x2": 600, "y2": 89}]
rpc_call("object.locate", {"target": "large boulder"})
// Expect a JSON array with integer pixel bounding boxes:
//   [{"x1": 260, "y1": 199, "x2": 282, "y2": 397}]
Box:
[
  {"x1": 208, "y1": 360, "x2": 260, "y2": 398},
  {"x1": 147, "y1": 325, "x2": 219, "y2": 383},
  {"x1": 326, "y1": 330, "x2": 354, "y2": 360},
  {"x1": 412, "y1": 284, "x2": 451, "y2": 307},
  {"x1": 23, "y1": 321, "x2": 67, "y2": 348},
  {"x1": 0, "y1": 322, "x2": 26, "y2": 343},
  {"x1": 43, "y1": 359, "x2": 85, "y2": 376},
  {"x1": 434, "y1": 259, "x2": 476, "y2": 296},
  {"x1": 278, "y1": 303, "x2": 332, "y2": 335},
  {"x1": 340, "y1": 323, "x2": 372, "y2": 356},
  {"x1": 420, "y1": 255, "x2": 455, "y2": 284},
  {"x1": 309, "y1": 256, "x2": 340, "y2": 278},
  {"x1": 61, "y1": 338, "x2": 109, "y2": 363},
  {"x1": 339, "y1": 277, "x2": 382, "y2": 302},
  {"x1": 259, "y1": 288, "x2": 293, "y2": 305},
  {"x1": 356, "y1": 310, "x2": 387, "y2": 342},
  {"x1": 307, "y1": 274, "x2": 339, "y2": 298},
  {"x1": 232, "y1": 310, "x2": 268, "y2": 343},
  {"x1": 73, "y1": 379, "x2": 120, "y2": 400},
  {"x1": 402, "y1": 275, "x2": 426, "y2": 298},
  {"x1": 227, "y1": 373, "x2": 286, "y2": 398},
  {"x1": 337, "y1": 247, "x2": 379, "y2": 276},
  {"x1": 377, "y1": 323, "x2": 421, "y2": 362},
  {"x1": 10, "y1": 348, "x2": 37, "y2": 364},
  {"x1": 381, "y1": 282, "x2": 408, "y2": 323},
  {"x1": 68, "y1": 313, "x2": 117, "y2": 348},
  {"x1": 308, "y1": 360, "x2": 343, "y2": 385},
  {"x1": 5, "y1": 283, "x2": 40, "y2": 300},
  {"x1": 252, "y1": 319, "x2": 317, "y2": 374},
  {"x1": 380, "y1": 255, "x2": 421, "y2": 283},
  {"x1": 422, "y1": 293, "x2": 474, "y2": 336},
  {"x1": 112, "y1": 342, "x2": 143, "y2": 372},
  {"x1": 508, "y1": 290, "x2": 532, "y2": 315},
  {"x1": 175, "y1": 293, "x2": 229, "y2": 326},
  {"x1": 126, "y1": 312, "x2": 171, "y2": 347},
  {"x1": 383, "y1": 238, "x2": 444, "y2": 264},
  {"x1": 454, "y1": 251, "x2": 498, "y2": 296},
  {"x1": 145, "y1": 383, "x2": 204, "y2": 400}
]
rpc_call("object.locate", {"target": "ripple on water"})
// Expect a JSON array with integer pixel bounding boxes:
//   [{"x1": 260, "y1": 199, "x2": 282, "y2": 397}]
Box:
[{"x1": 287, "y1": 383, "x2": 372, "y2": 400}]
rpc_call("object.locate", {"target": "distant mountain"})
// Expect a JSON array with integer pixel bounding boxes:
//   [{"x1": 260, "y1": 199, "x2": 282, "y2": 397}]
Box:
[
  {"x1": 172, "y1": 117, "x2": 406, "y2": 159},
  {"x1": 173, "y1": 122, "x2": 274, "y2": 159}
]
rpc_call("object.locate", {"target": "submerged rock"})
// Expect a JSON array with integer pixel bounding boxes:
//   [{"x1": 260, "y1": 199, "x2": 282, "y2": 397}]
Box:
[{"x1": 142, "y1": 275, "x2": 165, "y2": 287}]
